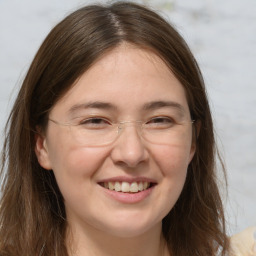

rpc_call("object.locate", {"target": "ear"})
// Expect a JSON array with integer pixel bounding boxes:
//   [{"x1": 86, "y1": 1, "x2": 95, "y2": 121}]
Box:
[
  {"x1": 189, "y1": 120, "x2": 201, "y2": 163},
  {"x1": 35, "y1": 131, "x2": 52, "y2": 170}
]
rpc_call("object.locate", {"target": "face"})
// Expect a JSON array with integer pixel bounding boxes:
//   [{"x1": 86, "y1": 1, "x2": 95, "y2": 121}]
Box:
[{"x1": 36, "y1": 44, "x2": 195, "y2": 239}]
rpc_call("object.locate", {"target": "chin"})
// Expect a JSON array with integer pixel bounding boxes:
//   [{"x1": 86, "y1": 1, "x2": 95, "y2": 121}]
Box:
[{"x1": 98, "y1": 217, "x2": 162, "y2": 238}]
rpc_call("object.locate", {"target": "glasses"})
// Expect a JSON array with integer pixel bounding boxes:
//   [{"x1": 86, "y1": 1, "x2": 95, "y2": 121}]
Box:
[{"x1": 48, "y1": 116, "x2": 194, "y2": 147}]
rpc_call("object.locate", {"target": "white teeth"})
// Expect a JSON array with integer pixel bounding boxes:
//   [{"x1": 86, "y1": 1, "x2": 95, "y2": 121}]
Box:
[
  {"x1": 114, "y1": 182, "x2": 121, "y2": 192},
  {"x1": 109, "y1": 182, "x2": 115, "y2": 190},
  {"x1": 138, "y1": 182, "x2": 143, "y2": 191},
  {"x1": 121, "y1": 182, "x2": 130, "y2": 192},
  {"x1": 130, "y1": 182, "x2": 139, "y2": 192},
  {"x1": 103, "y1": 181, "x2": 151, "y2": 193}
]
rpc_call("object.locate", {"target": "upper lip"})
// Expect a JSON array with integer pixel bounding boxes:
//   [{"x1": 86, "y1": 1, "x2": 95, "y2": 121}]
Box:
[{"x1": 97, "y1": 176, "x2": 157, "y2": 184}]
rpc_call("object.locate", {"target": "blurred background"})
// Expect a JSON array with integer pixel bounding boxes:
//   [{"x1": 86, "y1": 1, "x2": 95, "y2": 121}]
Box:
[{"x1": 0, "y1": 0, "x2": 255, "y2": 235}]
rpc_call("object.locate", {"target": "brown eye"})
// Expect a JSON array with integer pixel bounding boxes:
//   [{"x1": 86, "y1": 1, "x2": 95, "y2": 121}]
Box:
[
  {"x1": 79, "y1": 118, "x2": 111, "y2": 129},
  {"x1": 145, "y1": 117, "x2": 175, "y2": 129}
]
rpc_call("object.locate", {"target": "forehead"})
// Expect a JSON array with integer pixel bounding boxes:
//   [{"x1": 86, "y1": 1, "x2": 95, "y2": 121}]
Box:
[{"x1": 50, "y1": 44, "x2": 190, "y2": 117}]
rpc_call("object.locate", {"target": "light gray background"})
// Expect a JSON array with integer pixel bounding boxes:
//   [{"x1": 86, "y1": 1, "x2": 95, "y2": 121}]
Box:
[{"x1": 0, "y1": 0, "x2": 255, "y2": 235}]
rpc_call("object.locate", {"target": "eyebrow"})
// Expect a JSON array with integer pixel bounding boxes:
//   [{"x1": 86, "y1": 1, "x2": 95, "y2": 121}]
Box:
[
  {"x1": 142, "y1": 100, "x2": 186, "y2": 116},
  {"x1": 68, "y1": 101, "x2": 117, "y2": 115},
  {"x1": 68, "y1": 100, "x2": 186, "y2": 116}
]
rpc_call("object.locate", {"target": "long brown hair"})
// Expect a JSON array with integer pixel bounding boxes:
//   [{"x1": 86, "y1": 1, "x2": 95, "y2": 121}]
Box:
[{"x1": 0, "y1": 2, "x2": 229, "y2": 255}]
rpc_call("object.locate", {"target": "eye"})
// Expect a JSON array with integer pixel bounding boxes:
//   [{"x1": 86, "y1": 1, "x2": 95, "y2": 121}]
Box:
[
  {"x1": 78, "y1": 117, "x2": 112, "y2": 129},
  {"x1": 145, "y1": 116, "x2": 175, "y2": 129}
]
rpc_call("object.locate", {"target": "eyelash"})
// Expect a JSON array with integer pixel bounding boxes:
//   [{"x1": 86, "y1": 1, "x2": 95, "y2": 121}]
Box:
[
  {"x1": 146, "y1": 116, "x2": 174, "y2": 124},
  {"x1": 79, "y1": 117, "x2": 111, "y2": 125},
  {"x1": 78, "y1": 116, "x2": 176, "y2": 127}
]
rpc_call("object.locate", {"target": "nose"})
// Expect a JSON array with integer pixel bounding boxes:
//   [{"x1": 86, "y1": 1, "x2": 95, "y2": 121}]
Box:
[{"x1": 110, "y1": 124, "x2": 149, "y2": 168}]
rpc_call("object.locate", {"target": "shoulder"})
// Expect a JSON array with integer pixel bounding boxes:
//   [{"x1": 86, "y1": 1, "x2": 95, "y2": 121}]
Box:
[{"x1": 229, "y1": 226, "x2": 256, "y2": 256}]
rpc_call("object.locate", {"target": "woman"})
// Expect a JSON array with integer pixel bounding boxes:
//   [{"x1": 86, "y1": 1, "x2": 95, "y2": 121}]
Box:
[{"x1": 0, "y1": 1, "x2": 251, "y2": 255}]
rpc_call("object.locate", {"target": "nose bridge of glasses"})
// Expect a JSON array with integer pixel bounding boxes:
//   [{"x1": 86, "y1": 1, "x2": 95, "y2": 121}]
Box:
[
  {"x1": 118, "y1": 120, "x2": 142, "y2": 128},
  {"x1": 117, "y1": 121, "x2": 143, "y2": 134}
]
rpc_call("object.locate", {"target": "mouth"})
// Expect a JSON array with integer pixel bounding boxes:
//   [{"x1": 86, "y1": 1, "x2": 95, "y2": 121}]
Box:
[{"x1": 99, "y1": 181, "x2": 156, "y2": 193}]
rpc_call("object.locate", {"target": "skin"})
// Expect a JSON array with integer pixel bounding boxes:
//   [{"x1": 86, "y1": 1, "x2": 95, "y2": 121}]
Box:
[{"x1": 35, "y1": 44, "x2": 196, "y2": 256}]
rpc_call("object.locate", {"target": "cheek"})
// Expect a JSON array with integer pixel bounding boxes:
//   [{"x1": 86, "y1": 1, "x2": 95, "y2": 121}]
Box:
[
  {"x1": 150, "y1": 144, "x2": 190, "y2": 217},
  {"x1": 49, "y1": 145, "x2": 111, "y2": 208},
  {"x1": 51, "y1": 146, "x2": 110, "y2": 179},
  {"x1": 153, "y1": 142, "x2": 192, "y2": 177},
  {"x1": 46, "y1": 131, "x2": 111, "y2": 195}
]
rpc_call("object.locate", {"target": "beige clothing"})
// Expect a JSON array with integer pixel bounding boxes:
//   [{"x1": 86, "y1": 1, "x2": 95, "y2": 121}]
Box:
[{"x1": 230, "y1": 226, "x2": 256, "y2": 256}]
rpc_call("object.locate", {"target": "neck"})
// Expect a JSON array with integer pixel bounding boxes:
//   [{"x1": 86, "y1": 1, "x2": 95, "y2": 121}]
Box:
[{"x1": 66, "y1": 222, "x2": 170, "y2": 256}]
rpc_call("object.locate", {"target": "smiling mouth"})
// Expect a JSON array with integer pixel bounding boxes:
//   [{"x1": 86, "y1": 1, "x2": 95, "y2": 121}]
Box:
[{"x1": 99, "y1": 181, "x2": 155, "y2": 193}]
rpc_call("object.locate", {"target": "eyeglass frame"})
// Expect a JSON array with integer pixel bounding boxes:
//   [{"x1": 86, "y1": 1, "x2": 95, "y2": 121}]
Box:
[{"x1": 48, "y1": 117, "x2": 195, "y2": 147}]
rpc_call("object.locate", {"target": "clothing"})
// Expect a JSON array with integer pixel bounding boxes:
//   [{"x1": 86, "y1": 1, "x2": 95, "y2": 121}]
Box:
[{"x1": 230, "y1": 226, "x2": 256, "y2": 256}]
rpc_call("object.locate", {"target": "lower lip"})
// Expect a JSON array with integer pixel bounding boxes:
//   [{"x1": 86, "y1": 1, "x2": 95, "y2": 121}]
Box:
[{"x1": 100, "y1": 185, "x2": 154, "y2": 204}]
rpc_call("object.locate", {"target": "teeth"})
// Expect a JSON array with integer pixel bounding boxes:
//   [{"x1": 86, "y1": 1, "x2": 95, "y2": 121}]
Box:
[
  {"x1": 143, "y1": 181, "x2": 148, "y2": 190},
  {"x1": 138, "y1": 182, "x2": 143, "y2": 191},
  {"x1": 109, "y1": 182, "x2": 115, "y2": 191},
  {"x1": 130, "y1": 182, "x2": 139, "y2": 192},
  {"x1": 114, "y1": 182, "x2": 121, "y2": 192},
  {"x1": 103, "y1": 181, "x2": 151, "y2": 193},
  {"x1": 121, "y1": 182, "x2": 130, "y2": 192}
]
